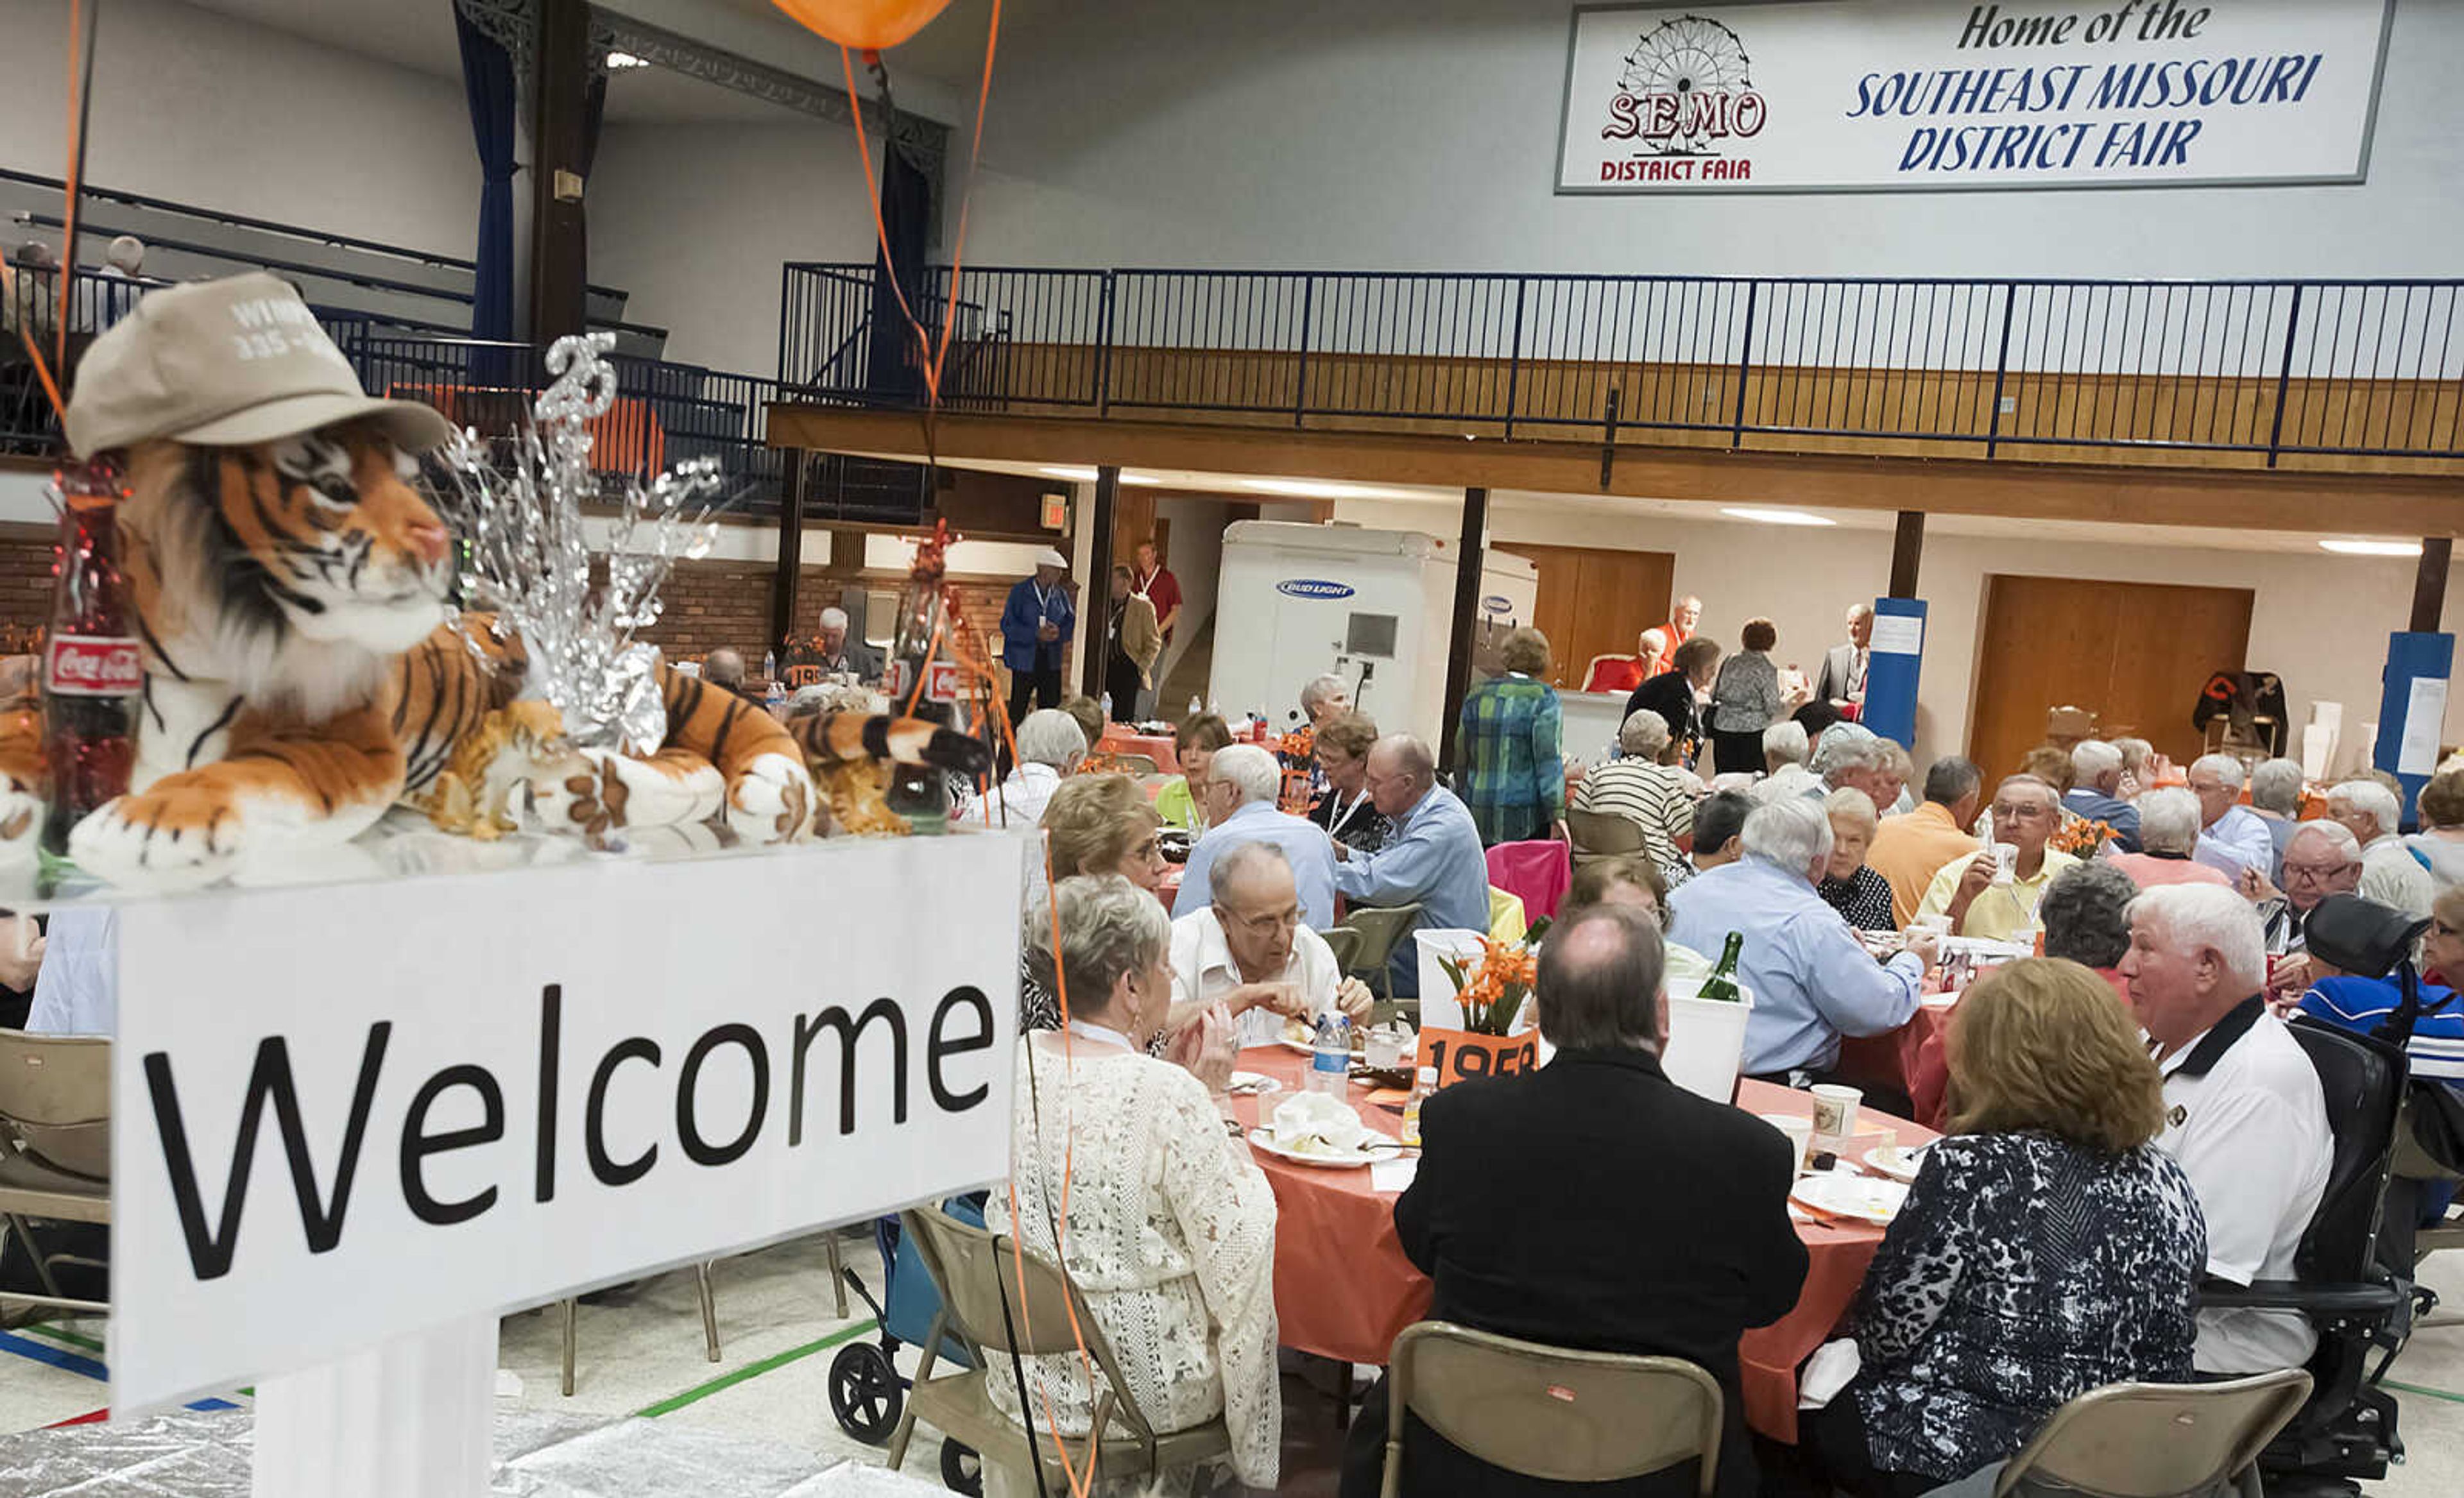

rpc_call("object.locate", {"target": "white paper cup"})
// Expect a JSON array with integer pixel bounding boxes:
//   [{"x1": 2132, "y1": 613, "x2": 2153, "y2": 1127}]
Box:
[
  {"x1": 1810, "y1": 1083, "x2": 1863, "y2": 1139},
  {"x1": 1913, "y1": 913, "x2": 1951, "y2": 939},
  {"x1": 1992, "y1": 842, "x2": 2020, "y2": 885},
  {"x1": 1759, "y1": 1112, "x2": 1815, "y2": 1175}
]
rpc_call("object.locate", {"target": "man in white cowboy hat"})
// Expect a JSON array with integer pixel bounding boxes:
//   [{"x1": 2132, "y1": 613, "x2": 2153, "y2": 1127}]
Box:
[{"x1": 1000, "y1": 545, "x2": 1075, "y2": 726}]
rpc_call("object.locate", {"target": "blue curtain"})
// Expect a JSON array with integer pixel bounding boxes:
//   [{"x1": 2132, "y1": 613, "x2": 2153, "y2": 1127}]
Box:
[
  {"x1": 865, "y1": 142, "x2": 931, "y2": 403},
  {"x1": 455, "y1": 7, "x2": 517, "y2": 348}
]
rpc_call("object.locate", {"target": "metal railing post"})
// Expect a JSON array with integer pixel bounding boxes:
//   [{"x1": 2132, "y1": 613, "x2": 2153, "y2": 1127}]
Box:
[
  {"x1": 776, "y1": 264, "x2": 794, "y2": 386},
  {"x1": 1730, "y1": 280, "x2": 1758, "y2": 447},
  {"x1": 1294, "y1": 273, "x2": 1315, "y2": 429},
  {"x1": 2267, "y1": 285, "x2": 2305, "y2": 469},
  {"x1": 1985, "y1": 282, "x2": 2019, "y2": 459},
  {"x1": 1502, "y1": 277, "x2": 1528, "y2": 440},
  {"x1": 1095, "y1": 271, "x2": 1115, "y2": 414}
]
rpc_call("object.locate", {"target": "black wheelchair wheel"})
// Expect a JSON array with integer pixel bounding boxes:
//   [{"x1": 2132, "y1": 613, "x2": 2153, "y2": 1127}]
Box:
[
  {"x1": 827, "y1": 1341, "x2": 903, "y2": 1445},
  {"x1": 939, "y1": 1438, "x2": 983, "y2": 1494}
]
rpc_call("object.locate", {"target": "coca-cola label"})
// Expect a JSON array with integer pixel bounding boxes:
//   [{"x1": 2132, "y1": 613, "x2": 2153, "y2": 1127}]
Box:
[{"x1": 46, "y1": 636, "x2": 143, "y2": 697}]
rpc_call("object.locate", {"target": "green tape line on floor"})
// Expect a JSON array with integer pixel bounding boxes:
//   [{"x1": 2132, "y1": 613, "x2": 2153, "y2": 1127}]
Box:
[
  {"x1": 21, "y1": 1324, "x2": 103, "y2": 1354},
  {"x1": 2386, "y1": 1377, "x2": 2464, "y2": 1407},
  {"x1": 637, "y1": 1318, "x2": 879, "y2": 1419}
]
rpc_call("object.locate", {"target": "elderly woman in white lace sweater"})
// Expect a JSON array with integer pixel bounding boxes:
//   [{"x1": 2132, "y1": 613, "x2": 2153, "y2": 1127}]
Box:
[{"x1": 988, "y1": 874, "x2": 1281, "y2": 1496}]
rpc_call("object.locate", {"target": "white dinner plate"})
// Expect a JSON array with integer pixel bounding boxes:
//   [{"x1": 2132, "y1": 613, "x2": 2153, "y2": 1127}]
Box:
[
  {"x1": 1249, "y1": 1131, "x2": 1396, "y2": 1169},
  {"x1": 1863, "y1": 1144, "x2": 1931, "y2": 1185},
  {"x1": 1790, "y1": 1171, "x2": 1910, "y2": 1226},
  {"x1": 1227, "y1": 1070, "x2": 1281, "y2": 1096}
]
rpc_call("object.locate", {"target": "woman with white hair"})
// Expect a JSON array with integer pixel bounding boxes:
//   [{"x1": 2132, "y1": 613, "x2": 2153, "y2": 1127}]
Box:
[
  {"x1": 1817, "y1": 787, "x2": 1895, "y2": 931},
  {"x1": 970, "y1": 708, "x2": 1085, "y2": 826},
  {"x1": 993, "y1": 876, "x2": 1278, "y2": 1496},
  {"x1": 2106, "y1": 788, "x2": 2232, "y2": 890},
  {"x1": 1568, "y1": 710, "x2": 1695, "y2": 869}
]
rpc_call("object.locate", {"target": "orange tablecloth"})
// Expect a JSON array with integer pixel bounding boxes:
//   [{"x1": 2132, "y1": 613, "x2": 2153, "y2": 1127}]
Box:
[
  {"x1": 1097, "y1": 728, "x2": 1179, "y2": 769},
  {"x1": 1227, "y1": 1049, "x2": 1935, "y2": 1442}
]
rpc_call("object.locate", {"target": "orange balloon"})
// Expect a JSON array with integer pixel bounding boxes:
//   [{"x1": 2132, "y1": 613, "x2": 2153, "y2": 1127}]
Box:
[{"x1": 772, "y1": 0, "x2": 954, "y2": 51}]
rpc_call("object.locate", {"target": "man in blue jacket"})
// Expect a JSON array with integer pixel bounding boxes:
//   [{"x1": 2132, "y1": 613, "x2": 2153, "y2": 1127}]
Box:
[{"x1": 1000, "y1": 548, "x2": 1075, "y2": 726}]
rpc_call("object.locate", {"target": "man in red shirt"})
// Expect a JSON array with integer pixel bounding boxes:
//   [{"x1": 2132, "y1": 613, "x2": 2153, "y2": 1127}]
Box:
[
  {"x1": 1131, "y1": 538, "x2": 1181, "y2": 717},
  {"x1": 1666, "y1": 593, "x2": 1702, "y2": 648}
]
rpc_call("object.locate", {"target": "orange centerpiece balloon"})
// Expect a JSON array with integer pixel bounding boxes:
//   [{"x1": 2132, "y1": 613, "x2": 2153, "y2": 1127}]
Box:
[{"x1": 771, "y1": 0, "x2": 954, "y2": 50}]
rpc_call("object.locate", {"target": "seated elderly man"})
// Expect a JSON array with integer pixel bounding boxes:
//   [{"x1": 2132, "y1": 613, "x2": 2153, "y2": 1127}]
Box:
[
  {"x1": 2247, "y1": 819, "x2": 2365, "y2": 967},
  {"x1": 2108, "y1": 788, "x2": 2232, "y2": 890},
  {"x1": 1810, "y1": 722, "x2": 1894, "y2": 814},
  {"x1": 1170, "y1": 842, "x2": 1371, "y2": 1046},
  {"x1": 2066, "y1": 739, "x2": 2143, "y2": 852},
  {"x1": 1331, "y1": 734, "x2": 1490, "y2": 998},
  {"x1": 807, "y1": 604, "x2": 883, "y2": 678},
  {"x1": 1666, "y1": 796, "x2": 1936, "y2": 1091},
  {"x1": 1569, "y1": 710, "x2": 1695, "y2": 869},
  {"x1": 1869, "y1": 756, "x2": 1983, "y2": 926},
  {"x1": 2122, "y1": 883, "x2": 2331, "y2": 1375},
  {"x1": 2327, "y1": 777, "x2": 2434, "y2": 919},
  {"x1": 1917, "y1": 774, "x2": 2079, "y2": 941},
  {"x1": 2248, "y1": 756, "x2": 2307, "y2": 881},
  {"x1": 1175, "y1": 744, "x2": 1338, "y2": 928},
  {"x1": 969, "y1": 708, "x2": 1083, "y2": 826},
  {"x1": 2189, "y1": 753, "x2": 2276, "y2": 881},
  {"x1": 1339, "y1": 903, "x2": 1808, "y2": 1498}
]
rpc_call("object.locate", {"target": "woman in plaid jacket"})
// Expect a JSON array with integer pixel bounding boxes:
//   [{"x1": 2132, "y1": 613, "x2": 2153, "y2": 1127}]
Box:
[{"x1": 1456, "y1": 627, "x2": 1567, "y2": 846}]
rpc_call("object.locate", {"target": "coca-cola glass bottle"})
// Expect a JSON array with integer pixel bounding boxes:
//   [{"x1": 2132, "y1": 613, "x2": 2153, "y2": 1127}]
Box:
[{"x1": 42, "y1": 457, "x2": 141, "y2": 869}]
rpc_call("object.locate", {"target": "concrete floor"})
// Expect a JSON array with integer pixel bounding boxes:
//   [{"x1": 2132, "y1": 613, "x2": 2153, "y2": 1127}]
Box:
[{"x1": 0, "y1": 1230, "x2": 2456, "y2": 1493}]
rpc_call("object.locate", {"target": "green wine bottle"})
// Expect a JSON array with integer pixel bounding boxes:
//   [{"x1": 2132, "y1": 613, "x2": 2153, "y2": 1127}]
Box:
[{"x1": 1698, "y1": 930, "x2": 1745, "y2": 1003}]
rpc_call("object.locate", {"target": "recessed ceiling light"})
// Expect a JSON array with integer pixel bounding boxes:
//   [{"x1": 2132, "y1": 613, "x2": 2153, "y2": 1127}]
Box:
[
  {"x1": 1720, "y1": 506, "x2": 1836, "y2": 527},
  {"x1": 1239, "y1": 478, "x2": 1430, "y2": 501},
  {"x1": 2319, "y1": 538, "x2": 2423, "y2": 557},
  {"x1": 606, "y1": 50, "x2": 650, "y2": 70}
]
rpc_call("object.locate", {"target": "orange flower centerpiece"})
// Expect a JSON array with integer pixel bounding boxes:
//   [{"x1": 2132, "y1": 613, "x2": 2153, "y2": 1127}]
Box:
[
  {"x1": 1436, "y1": 927, "x2": 1546, "y2": 1036},
  {"x1": 2050, "y1": 815, "x2": 2115, "y2": 857}
]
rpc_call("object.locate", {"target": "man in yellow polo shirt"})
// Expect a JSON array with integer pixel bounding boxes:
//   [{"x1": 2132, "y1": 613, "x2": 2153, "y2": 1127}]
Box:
[{"x1": 1917, "y1": 774, "x2": 2078, "y2": 940}]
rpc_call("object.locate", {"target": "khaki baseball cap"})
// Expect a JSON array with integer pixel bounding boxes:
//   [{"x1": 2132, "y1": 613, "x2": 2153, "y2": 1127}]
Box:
[{"x1": 64, "y1": 272, "x2": 454, "y2": 457}]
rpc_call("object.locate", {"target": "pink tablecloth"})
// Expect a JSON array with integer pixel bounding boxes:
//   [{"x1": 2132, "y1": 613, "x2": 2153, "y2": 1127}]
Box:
[
  {"x1": 1485, "y1": 840, "x2": 1571, "y2": 922},
  {"x1": 1833, "y1": 996, "x2": 1960, "y2": 1116},
  {"x1": 1230, "y1": 1050, "x2": 1935, "y2": 1442}
]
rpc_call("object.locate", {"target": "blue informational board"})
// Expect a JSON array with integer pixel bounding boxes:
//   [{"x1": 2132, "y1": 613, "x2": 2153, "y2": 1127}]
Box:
[
  {"x1": 1862, "y1": 598, "x2": 1926, "y2": 749},
  {"x1": 2373, "y1": 631, "x2": 2455, "y2": 824}
]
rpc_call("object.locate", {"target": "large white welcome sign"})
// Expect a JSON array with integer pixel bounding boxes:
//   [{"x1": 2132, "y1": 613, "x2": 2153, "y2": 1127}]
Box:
[
  {"x1": 1557, "y1": 0, "x2": 2393, "y2": 192},
  {"x1": 112, "y1": 833, "x2": 1031, "y2": 1413}
]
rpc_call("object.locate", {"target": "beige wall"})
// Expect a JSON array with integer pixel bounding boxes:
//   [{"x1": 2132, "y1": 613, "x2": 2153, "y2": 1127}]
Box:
[{"x1": 1328, "y1": 496, "x2": 2453, "y2": 777}]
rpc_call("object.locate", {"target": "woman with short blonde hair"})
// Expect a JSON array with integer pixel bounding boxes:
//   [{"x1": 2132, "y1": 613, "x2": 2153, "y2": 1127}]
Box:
[
  {"x1": 1808, "y1": 958, "x2": 2205, "y2": 1497},
  {"x1": 1021, "y1": 776, "x2": 1170, "y2": 1034}
]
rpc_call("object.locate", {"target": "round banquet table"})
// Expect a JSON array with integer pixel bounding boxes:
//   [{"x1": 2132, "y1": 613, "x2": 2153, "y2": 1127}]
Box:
[
  {"x1": 1095, "y1": 728, "x2": 1179, "y2": 769},
  {"x1": 1832, "y1": 992, "x2": 1960, "y2": 1112},
  {"x1": 1225, "y1": 1045, "x2": 1938, "y2": 1444}
]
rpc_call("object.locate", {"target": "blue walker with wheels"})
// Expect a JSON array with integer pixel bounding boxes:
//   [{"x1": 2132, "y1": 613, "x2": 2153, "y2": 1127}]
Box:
[{"x1": 829, "y1": 1196, "x2": 985, "y2": 1493}]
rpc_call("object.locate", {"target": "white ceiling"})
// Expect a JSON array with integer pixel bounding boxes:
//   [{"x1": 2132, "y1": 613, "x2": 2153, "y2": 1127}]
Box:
[{"x1": 853, "y1": 453, "x2": 2417, "y2": 557}]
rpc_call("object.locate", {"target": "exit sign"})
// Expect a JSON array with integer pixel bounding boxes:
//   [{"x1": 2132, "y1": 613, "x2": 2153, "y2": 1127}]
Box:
[{"x1": 1040, "y1": 492, "x2": 1068, "y2": 530}]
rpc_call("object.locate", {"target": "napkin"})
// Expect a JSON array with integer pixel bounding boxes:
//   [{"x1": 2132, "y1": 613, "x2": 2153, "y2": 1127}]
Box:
[
  {"x1": 1797, "y1": 1338, "x2": 1862, "y2": 1409},
  {"x1": 1269, "y1": 1092, "x2": 1369, "y2": 1151}
]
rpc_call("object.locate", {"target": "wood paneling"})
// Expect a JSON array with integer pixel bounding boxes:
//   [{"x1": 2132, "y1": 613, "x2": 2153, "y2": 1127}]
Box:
[
  {"x1": 1968, "y1": 575, "x2": 2252, "y2": 779},
  {"x1": 1507, "y1": 543, "x2": 1675, "y2": 690},
  {"x1": 768, "y1": 406, "x2": 2464, "y2": 539}
]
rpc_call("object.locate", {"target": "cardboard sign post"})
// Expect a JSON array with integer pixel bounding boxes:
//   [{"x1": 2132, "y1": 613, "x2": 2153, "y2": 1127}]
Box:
[
  {"x1": 112, "y1": 833, "x2": 1034, "y2": 1495},
  {"x1": 1414, "y1": 1026, "x2": 1541, "y2": 1088}
]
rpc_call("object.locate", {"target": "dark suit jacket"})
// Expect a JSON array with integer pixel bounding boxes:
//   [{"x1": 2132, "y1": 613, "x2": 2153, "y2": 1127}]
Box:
[
  {"x1": 1623, "y1": 670, "x2": 1704, "y2": 751},
  {"x1": 1344, "y1": 1048, "x2": 1809, "y2": 1498}
]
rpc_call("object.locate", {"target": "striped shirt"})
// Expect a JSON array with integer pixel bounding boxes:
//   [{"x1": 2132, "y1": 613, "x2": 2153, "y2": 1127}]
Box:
[{"x1": 1570, "y1": 758, "x2": 1695, "y2": 867}]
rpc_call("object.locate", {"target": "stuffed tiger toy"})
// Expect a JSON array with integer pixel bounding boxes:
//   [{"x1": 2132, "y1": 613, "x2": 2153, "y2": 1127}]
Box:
[{"x1": 0, "y1": 421, "x2": 992, "y2": 885}]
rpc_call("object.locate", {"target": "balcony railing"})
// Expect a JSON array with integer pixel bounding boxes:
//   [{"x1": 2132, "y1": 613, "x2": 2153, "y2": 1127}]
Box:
[{"x1": 777, "y1": 263, "x2": 2464, "y2": 468}]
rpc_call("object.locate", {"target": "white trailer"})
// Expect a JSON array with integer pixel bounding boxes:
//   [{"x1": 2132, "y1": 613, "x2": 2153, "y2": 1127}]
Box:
[{"x1": 1208, "y1": 521, "x2": 1538, "y2": 745}]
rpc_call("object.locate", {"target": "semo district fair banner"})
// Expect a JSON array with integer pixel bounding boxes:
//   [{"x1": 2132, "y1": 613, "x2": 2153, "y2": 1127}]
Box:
[
  {"x1": 1557, "y1": 0, "x2": 2393, "y2": 193},
  {"x1": 110, "y1": 833, "x2": 1032, "y2": 1413}
]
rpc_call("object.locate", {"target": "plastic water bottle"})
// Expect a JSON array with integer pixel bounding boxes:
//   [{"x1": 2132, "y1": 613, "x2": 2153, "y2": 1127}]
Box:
[
  {"x1": 1100, "y1": 690, "x2": 1113, "y2": 722},
  {"x1": 764, "y1": 679, "x2": 786, "y2": 713},
  {"x1": 1187, "y1": 694, "x2": 1202, "y2": 717},
  {"x1": 762, "y1": 648, "x2": 777, "y2": 681},
  {"x1": 1309, "y1": 1011, "x2": 1351, "y2": 1095}
]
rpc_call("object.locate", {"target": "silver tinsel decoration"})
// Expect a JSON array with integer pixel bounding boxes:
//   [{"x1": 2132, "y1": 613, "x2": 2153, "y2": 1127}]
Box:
[{"x1": 432, "y1": 332, "x2": 724, "y2": 754}]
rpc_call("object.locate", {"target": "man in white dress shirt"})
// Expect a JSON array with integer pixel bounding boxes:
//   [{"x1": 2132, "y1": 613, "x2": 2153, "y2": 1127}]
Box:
[
  {"x1": 2189, "y1": 754, "x2": 2278, "y2": 881},
  {"x1": 2121, "y1": 883, "x2": 2331, "y2": 1374},
  {"x1": 1170, "y1": 842, "x2": 1371, "y2": 1048}
]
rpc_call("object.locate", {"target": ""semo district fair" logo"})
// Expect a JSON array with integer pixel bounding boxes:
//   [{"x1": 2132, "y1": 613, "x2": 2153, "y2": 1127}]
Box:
[{"x1": 1598, "y1": 13, "x2": 1765, "y2": 183}]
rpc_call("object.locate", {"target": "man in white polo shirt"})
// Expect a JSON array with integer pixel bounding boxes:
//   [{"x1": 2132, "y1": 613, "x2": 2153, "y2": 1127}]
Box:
[
  {"x1": 1169, "y1": 840, "x2": 1372, "y2": 1048},
  {"x1": 2120, "y1": 883, "x2": 2332, "y2": 1374}
]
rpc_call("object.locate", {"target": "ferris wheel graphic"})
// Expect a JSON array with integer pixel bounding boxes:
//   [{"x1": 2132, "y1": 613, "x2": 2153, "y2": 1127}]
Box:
[{"x1": 1616, "y1": 15, "x2": 1754, "y2": 155}]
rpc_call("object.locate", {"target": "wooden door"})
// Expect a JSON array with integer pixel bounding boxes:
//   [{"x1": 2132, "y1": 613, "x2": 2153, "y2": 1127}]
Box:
[
  {"x1": 1969, "y1": 574, "x2": 2252, "y2": 778},
  {"x1": 1509, "y1": 543, "x2": 1676, "y2": 689}
]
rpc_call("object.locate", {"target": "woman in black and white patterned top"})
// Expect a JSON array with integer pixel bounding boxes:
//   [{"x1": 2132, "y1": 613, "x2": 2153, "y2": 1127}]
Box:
[
  {"x1": 1817, "y1": 787, "x2": 1897, "y2": 932},
  {"x1": 1805, "y1": 958, "x2": 2208, "y2": 1497}
]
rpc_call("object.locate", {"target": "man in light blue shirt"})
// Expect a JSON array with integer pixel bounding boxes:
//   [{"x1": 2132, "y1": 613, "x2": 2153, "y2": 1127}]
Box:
[
  {"x1": 1174, "y1": 744, "x2": 1337, "y2": 929},
  {"x1": 2189, "y1": 753, "x2": 2277, "y2": 881},
  {"x1": 1666, "y1": 796, "x2": 1935, "y2": 1084},
  {"x1": 1333, "y1": 735, "x2": 1492, "y2": 997}
]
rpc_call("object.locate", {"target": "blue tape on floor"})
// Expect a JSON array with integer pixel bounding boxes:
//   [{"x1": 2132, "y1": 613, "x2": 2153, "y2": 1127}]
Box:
[{"x1": 0, "y1": 1329, "x2": 105, "y2": 1382}]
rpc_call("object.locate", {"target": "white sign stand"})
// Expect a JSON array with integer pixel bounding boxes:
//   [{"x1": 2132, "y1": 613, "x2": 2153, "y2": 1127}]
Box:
[{"x1": 252, "y1": 1316, "x2": 495, "y2": 1497}]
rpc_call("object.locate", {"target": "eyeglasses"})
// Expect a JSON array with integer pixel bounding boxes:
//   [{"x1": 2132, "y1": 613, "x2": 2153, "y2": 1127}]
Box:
[
  {"x1": 1222, "y1": 906, "x2": 1300, "y2": 939},
  {"x1": 2282, "y1": 860, "x2": 2356, "y2": 883}
]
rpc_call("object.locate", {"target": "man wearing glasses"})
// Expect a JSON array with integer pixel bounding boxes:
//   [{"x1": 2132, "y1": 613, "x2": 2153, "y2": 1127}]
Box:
[
  {"x1": 1174, "y1": 744, "x2": 1337, "y2": 928},
  {"x1": 1917, "y1": 775, "x2": 2078, "y2": 941},
  {"x1": 1169, "y1": 841, "x2": 1372, "y2": 1048},
  {"x1": 2240, "y1": 820, "x2": 2364, "y2": 992},
  {"x1": 1333, "y1": 734, "x2": 1492, "y2": 998}
]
